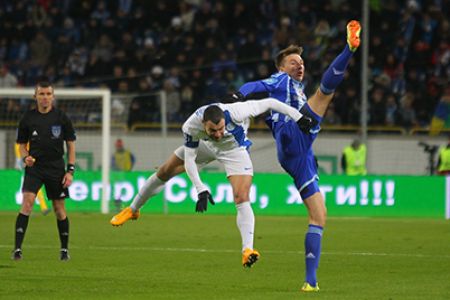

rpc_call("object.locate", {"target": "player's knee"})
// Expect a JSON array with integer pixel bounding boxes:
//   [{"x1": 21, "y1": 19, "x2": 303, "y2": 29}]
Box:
[
  {"x1": 307, "y1": 91, "x2": 333, "y2": 117},
  {"x1": 313, "y1": 204, "x2": 327, "y2": 225},
  {"x1": 156, "y1": 165, "x2": 172, "y2": 181},
  {"x1": 158, "y1": 154, "x2": 185, "y2": 180},
  {"x1": 233, "y1": 191, "x2": 249, "y2": 204},
  {"x1": 156, "y1": 170, "x2": 168, "y2": 181},
  {"x1": 317, "y1": 213, "x2": 327, "y2": 227},
  {"x1": 310, "y1": 215, "x2": 326, "y2": 228}
]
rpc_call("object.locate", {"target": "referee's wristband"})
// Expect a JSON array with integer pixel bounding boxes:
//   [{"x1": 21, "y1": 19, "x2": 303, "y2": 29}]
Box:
[{"x1": 67, "y1": 164, "x2": 75, "y2": 174}]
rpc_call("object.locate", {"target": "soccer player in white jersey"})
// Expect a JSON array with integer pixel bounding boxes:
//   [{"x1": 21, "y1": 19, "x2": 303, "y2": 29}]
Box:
[{"x1": 111, "y1": 97, "x2": 310, "y2": 267}]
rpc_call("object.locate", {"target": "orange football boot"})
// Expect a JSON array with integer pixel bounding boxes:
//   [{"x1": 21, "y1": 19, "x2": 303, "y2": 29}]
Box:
[
  {"x1": 110, "y1": 207, "x2": 140, "y2": 226},
  {"x1": 347, "y1": 20, "x2": 361, "y2": 51},
  {"x1": 242, "y1": 248, "x2": 260, "y2": 268}
]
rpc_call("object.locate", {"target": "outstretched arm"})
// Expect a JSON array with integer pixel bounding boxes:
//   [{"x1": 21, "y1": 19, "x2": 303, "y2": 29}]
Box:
[
  {"x1": 229, "y1": 98, "x2": 302, "y2": 123},
  {"x1": 239, "y1": 81, "x2": 271, "y2": 97}
]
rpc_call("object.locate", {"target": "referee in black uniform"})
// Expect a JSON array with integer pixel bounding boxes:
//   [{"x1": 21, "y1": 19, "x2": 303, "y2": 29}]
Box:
[{"x1": 12, "y1": 81, "x2": 76, "y2": 261}]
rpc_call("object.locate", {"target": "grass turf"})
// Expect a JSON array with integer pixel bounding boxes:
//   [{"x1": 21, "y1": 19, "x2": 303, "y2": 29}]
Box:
[{"x1": 0, "y1": 212, "x2": 449, "y2": 299}]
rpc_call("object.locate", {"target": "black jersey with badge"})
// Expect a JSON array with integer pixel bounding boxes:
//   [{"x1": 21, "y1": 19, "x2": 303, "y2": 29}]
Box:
[{"x1": 16, "y1": 108, "x2": 76, "y2": 162}]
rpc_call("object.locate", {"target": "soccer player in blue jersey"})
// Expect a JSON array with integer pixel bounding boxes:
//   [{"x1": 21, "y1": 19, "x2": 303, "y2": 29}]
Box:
[{"x1": 235, "y1": 20, "x2": 361, "y2": 291}]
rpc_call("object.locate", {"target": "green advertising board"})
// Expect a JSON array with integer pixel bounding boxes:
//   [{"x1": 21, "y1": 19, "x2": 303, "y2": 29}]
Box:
[{"x1": 0, "y1": 170, "x2": 448, "y2": 218}]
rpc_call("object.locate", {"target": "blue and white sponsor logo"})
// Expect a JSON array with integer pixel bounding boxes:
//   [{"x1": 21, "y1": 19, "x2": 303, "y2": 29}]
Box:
[
  {"x1": 51, "y1": 125, "x2": 61, "y2": 138},
  {"x1": 226, "y1": 122, "x2": 236, "y2": 131},
  {"x1": 262, "y1": 77, "x2": 277, "y2": 85}
]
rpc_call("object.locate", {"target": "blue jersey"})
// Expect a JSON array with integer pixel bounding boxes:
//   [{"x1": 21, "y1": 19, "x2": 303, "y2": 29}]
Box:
[
  {"x1": 239, "y1": 73, "x2": 321, "y2": 199},
  {"x1": 239, "y1": 72, "x2": 308, "y2": 125}
]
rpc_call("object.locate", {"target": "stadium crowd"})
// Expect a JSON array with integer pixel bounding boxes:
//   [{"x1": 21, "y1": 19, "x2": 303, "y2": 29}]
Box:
[{"x1": 0, "y1": 0, "x2": 448, "y2": 129}]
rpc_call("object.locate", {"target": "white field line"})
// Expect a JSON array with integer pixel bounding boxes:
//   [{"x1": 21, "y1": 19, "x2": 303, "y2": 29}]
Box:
[{"x1": 1, "y1": 244, "x2": 449, "y2": 259}]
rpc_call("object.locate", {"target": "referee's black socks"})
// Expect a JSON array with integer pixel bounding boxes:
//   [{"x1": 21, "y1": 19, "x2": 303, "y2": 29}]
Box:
[
  {"x1": 57, "y1": 217, "x2": 69, "y2": 249},
  {"x1": 15, "y1": 213, "x2": 29, "y2": 249}
]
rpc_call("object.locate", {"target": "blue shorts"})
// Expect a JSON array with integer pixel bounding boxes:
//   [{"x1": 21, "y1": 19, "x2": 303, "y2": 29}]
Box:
[{"x1": 270, "y1": 104, "x2": 322, "y2": 199}]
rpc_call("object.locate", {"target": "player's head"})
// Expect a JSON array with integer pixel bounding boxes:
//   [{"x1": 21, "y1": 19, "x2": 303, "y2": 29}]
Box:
[
  {"x1": 34, "y1": 81, "x2": 54, "y2": 111},
  {"x1": 203, "y1": 105, "x2": 225, "y2": 141},
  {"x1": 275, "y1": 45, "x2": 304, "y2": 82}
]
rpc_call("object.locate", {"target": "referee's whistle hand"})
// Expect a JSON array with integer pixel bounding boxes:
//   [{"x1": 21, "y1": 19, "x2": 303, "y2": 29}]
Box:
[
  {"x1": 24, "y1": 156, "x2": 36, "y2": 167},
  {"x1": 62, "y1": 173, "x2": 73, "y2": 188}
]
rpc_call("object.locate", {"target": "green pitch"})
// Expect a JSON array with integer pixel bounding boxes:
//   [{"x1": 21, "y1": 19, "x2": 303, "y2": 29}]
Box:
[{"x1": 0, "y1": 212, "x2": 449, "y2": 299}]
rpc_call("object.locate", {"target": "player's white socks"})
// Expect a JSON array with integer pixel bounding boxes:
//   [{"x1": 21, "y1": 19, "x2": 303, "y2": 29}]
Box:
[
  {"x1": 130, "y1": 173, "x2": 165, "y2": 212},
  {"x1": 236, "y1": 201, "x2": 255, "y2": 251}
]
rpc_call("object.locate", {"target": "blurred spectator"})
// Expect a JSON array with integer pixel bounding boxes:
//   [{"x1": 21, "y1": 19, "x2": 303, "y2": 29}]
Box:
[
  {"x1": 150, "y1": 65, "x2": 164, "y2": 90},
  {"x1": 385, "y1": 94, "x2": 400, "y2": 126},
  {"x1": 341, "y1": 139, "x2": 367, "y2": 175},
  {"x1": 430, "y1": 86, "x2": 450, "y2": 135},
  {"x1": 117, "y1": 0, "x2": 133, "y2": 17},
  {"x1": 29, "y1": 31, "x2": 51, "y2": 67},
  {"x1": 437, "y1": 135, "x2": 450, "y2": 175},
  {"x1": 180, "y1": 85, "x2": 194, "y2": 117},
  {"x1": 398, "y1": 91, "x2": 418, "y2": 129},
  {"x1": 179, "y1": 1, "x2": 195, "y2": 30},
  {"x1": 92, "y1": 34, "x2": 114, "y2": 63},
  {"x1": 369, "y1": 88, "x2": 386, "y2": 125},
  {"x1": 294, "y1": 20, "x2": 314, "y2": 47},
  {"x1": 0, "y1": 64, "x2": 18, "y2": 87},
  {"x1": 432, "y1": 41, "x2": 449, "y2": 79},
  {"x1": 66, "y1": 48, "x2": 88, "y2": 78},
  {"x1": 274, "y1": 16, "x2": 292, "y2": 48},
  {"x1": 0, "y1": 0, "x2": 447, "y2": 132},
  {"x1": 164, "y1": 79, "x2": 182, "y2": 122},
  {"x1": 91, "y1": 1, "x2": 111, "y2": 24},
  {"x1": 31, "y1": 3, "x2": 48, "y2": 27},
  {"x1": 314, "y1": 19, "x2": 333, "y2": 43},
  {"x1": 127, "y1": 77, "x2": 159, "y2": 129},
  {"x1": 62, "y1": 17, "x2": 80, "y2": 44},
  {"x1": 111, "y1": 138, "x2": 135, "y2": 171}
]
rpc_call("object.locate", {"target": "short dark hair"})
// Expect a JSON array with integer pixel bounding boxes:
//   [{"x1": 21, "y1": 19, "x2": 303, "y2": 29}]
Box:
[
  {"x1": 275, "y1": 45, "x2": 303, "y2": 69},
  {"x1": 203, "y1": 105, "x2": 224, "y2": 124},
  {"x1": 34, "y1": 81, "x2": 53, "y2": 95},
  {"x1": 36, "y1": 81, "x2": 52, "y2": 89}
]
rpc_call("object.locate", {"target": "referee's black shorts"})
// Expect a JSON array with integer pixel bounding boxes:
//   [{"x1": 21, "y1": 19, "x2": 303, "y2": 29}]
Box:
[{"x1": 22, "y1": 159, "x2": 69, "y2": 200}]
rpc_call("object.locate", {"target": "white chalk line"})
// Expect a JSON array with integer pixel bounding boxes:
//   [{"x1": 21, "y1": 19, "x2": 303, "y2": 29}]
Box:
[{"x1": 1, "y1": 244, "x2": 449, "y2": 259}]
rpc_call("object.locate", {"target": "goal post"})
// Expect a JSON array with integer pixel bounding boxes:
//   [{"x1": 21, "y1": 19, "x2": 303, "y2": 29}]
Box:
[{"x1": 0, "y1": 87, "x2": 112, "y2": 214}]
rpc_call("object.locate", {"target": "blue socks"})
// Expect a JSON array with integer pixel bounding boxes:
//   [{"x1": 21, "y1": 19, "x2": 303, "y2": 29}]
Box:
[
  {"x1": 320, "y1": 45, "x2": 354, "y2": 94},
  {"x1": 305, "y1": 224, "x2": 324, "y2": 286}
]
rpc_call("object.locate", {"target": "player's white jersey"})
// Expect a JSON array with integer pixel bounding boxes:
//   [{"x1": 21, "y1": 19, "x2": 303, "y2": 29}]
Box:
[
  {"x1": 182, "y1": 98, "x2": 303, "y2": 153},
  {"x1": 182, "y1": 102, "x2": 252, "y2": 152}
]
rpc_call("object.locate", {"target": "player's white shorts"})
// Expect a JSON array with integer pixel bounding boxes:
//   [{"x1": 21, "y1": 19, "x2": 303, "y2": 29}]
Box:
[{"x1": 174, "y1": 141, "x2": 253, "y2": 177}]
